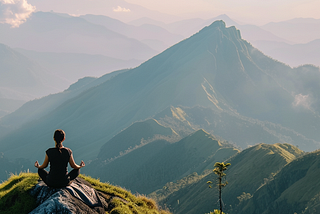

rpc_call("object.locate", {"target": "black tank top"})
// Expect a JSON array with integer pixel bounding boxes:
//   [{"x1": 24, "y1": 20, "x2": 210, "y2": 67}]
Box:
[{"x1": 46, "y1": 147, "x2": 72, "y2": 187}]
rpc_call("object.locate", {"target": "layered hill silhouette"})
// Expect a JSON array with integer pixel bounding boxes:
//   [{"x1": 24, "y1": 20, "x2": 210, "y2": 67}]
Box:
[
  {"x1": 0, "y1": 43, "x2": 69, "y2": 100},
  {"x1": 154, "y1": 106, "x2": 317, "y2": 149},
  {"x1": 96, "y1": 118, "x2": 178, "y2": 160},
  {"x1": 1, "y1": 20, "x2": 320, "y2": 166},
  {"x1": 0, "y1": 11, "x2": 157, "y2": 60},
  {"x1": 132, "y1": 15, "x2": 320, "y2": 67},
  {"x1": 261, "y1": 18, "x2": 320, "y2": 44},
  {"x1": 0, "y1": 98, "x2": 25, "y2": 119},
  {"x1": 0, "y1": 43, "x2": 71, "y2": 118},
  {"x1": 15, "y1": 48, "x2": 142, "y2": 84},
  {"x1": 84, "y1": 122, "x2": 238, "y2": 194},
  {"x1": 0, "y1": 69, "x2": 127, "y2": 135},
  {"x1": 80, "y1": 14, "x2": 183, "y2": 52},
  {"x1": 252, "y1": 39, "x2": 320, "y2": 67},
  {"x1": 150, "y1": 143, "x2": 304, "y2": 214}
]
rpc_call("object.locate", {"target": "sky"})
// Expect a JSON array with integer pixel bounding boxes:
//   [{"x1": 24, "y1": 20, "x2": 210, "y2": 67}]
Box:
[
  {"x1": 0, "y1": 0, "x2": 320, "y2": 28},
  {"x1": 126, "y1": 0, "x2": 320, "y2": 23}
]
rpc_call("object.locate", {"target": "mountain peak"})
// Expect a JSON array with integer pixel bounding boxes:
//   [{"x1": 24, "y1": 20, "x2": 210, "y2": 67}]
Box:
[
  {"x1": 198, "y1": 20, "x2": 241, "y2": 39},
  {"x1": 193, "y1": 129, "x2": 211, "y2": 137},
  {"x1": 181, "y1": 129, "x2": 225, "y2": 150},
  {"x1": 97, "y1": 118, "x2": 176, "y2": 160},
  {"x1": 209, "y1": 19, "x2": 226, "y2": 27}
]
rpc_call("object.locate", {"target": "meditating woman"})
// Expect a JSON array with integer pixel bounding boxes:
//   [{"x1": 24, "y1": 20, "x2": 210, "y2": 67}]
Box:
[{"x1": 34, "y1": 129, "x2": 85, "y2": 188}]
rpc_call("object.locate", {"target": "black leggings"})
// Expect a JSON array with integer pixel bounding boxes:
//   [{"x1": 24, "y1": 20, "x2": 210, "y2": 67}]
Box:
[{"x1": 38, "y1": 168, "x2": 80, "y2": 188}]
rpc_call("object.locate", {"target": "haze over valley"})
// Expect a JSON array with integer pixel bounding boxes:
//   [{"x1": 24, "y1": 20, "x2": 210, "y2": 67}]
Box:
[{"x1": 1, "y1": 1, "x2": 320, "y2": 213}]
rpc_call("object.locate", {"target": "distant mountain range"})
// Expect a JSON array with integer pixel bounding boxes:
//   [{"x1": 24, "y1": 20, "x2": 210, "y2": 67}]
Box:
[
  {"x1": 0, "y1": 43, "x2": 71, "y2": 117},
  {"x1": 79, "y1": 14, "x2": 184, "y2": 52},
  {"x1": 0, "y1": 11, "x2": 157, "y2": 60},
  {"x1": 15, "y1": 49, "x2": 142, "y2": 84},
  {"x1": 128, "y1": 15, "x2": 320, "y2": 67},
  {"x1": 1, "y1": 13, "x2": 319, "y2": 104},
  {"x1": 261, "y1": 18, "x2": 320, "y2": 44},
  {"x1": 0, "y1": 69, "x2": 127, "y2": 135},
  {"x1": 1, "y1": 19, "x2": 320, "y2": 214},
  {"x1": 0, "y1": 98, "x2": 25, "y2": 118},
  {"x1": 0, "y1": 43, "x2": 68, "y2": 100},
  {"x1": 83, "y1": 120, "x2": 238, "y2": 194},
  {"x1": 2, "y1": 12, "x2": 319, "y2": 71},
  {"x1": 1, "y1": 20, "x2": 319, "y2": 163},
  {"x1": 28, "y1": 0, "x2": 181, "y2": 23},
  {"x1": 251, "y1": 39, "x2": 320, "y2": 67},
  {"x1": 0, "y1": 42, "x2": 140, "y2": 117}
]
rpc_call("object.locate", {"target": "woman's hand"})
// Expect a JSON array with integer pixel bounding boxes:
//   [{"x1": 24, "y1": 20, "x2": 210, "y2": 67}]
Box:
[
  {"x1": 35, "y1": 154, "x2": 49, "y2": 169},
  {"x1": 80, "y1": 160, "x2": 85, "y2": 168},
  {"x1": 34, "y1": 161, "x2": 40, "y2": 168},
  {"x1": 69, "y1": 155, "x2": 85, "y2": 169}
]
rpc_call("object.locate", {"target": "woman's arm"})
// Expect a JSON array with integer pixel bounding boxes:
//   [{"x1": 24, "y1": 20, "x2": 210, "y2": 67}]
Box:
[
  {"x1": 69, "y1": 154, "x2": 85, "y2": 169},
  {"x1": 34, "y1": 154, "x2": 49, "y2": 169}
]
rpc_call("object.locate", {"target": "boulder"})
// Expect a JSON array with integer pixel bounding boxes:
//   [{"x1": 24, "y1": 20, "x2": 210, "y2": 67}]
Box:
[{"x1": 29, "y1": 178, "x2": 108, "y2": 214}]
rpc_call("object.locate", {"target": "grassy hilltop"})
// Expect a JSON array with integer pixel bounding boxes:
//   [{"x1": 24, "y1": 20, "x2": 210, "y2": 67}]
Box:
[
  {"x1": 150, "y1": 143, "x2": 305, "y2": 214},
  {"x1": 0, "y1": 173, "x2": 171, "y2": 214}
]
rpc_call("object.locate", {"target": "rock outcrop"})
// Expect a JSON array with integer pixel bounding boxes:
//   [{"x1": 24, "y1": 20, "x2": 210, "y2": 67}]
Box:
[
  {"x1": 0, "y1": 173, "x2": 170, "y2": 214},
  {"x1": 29, "y1": 178, "x2": 108, "y2": 214}
]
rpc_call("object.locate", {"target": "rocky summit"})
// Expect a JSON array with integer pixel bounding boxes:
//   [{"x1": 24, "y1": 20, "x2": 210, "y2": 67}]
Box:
[
  {"x1": 0, "y1": 173, "x2": 171, "y2": 214},
  {"x1": 29, "y1": 178, "x2": 107, "y2": 214}
]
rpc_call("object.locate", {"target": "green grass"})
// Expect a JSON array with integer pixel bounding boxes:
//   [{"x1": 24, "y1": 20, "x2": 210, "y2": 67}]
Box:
[
  {"x1": 0, "y1": 172, "x2": 171, "y2": 214},
  {"x1": 149, "y1": 171, "x2": 210, "y2": 202},
  {"x1": 79, "y1": 174, "x2": 171, "y2": 214},
  {"x1": 0, "y1": 172, "x2": 38, "y2": 214}
]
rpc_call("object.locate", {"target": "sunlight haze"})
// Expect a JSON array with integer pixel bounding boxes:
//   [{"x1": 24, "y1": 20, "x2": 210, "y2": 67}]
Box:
[
  {"x1": 2, "y1": 0, "x2": 320, "y2": 213},
  {"x1": 25, "y1": 0, "x2": 320, "y2": 25},
  {"x1": 125, "y1": 0, "x2": 320, "y2": 24}
]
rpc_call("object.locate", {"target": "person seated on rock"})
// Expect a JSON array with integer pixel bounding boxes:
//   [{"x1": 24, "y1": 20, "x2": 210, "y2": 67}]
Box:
[{"x1": 34, "y1": 129, "x2": 85, "y2": 188}]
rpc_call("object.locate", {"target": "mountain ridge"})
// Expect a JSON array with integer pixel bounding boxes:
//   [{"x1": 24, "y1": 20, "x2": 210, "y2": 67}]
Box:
[
  {"x1": 0, "y1": 11, "x2": 157, "y2": 60},
  {"x1": 237, "y1": 149, "x2": 320, "y2": 214},
  {"x1": 151, "y1": 142, "x2": 304, "y2": 214},
  {"x1": 0, "y1": 20, "x2": 319, "y2": 165},
  {"x1": 0, "y1": 43, "x2": 68, "y2": 100},
  {"x1": 84, "y1": 126, "x2": 239, "y2": 194}
]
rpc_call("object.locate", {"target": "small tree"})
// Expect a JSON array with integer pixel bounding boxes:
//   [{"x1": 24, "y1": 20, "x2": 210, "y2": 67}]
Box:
[
  {"x1": 206, "y1": 210, "x2": 225, "y2": 214},
  {"x1": 207, "y1": 162, "x2": 231, "y2": 214}
]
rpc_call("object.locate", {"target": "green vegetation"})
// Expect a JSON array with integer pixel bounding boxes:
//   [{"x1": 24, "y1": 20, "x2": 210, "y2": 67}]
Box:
[
  {"x1": 149, "y1": 172, "x2": 210, "y2": 202},
  {"x1": 0, "y1": 173, "x2": 171, "y2": 214},
  {"x1": 80, "y1": 174, "x2": 172, "y2": 214},
  {"x1": 238, "y1": 149, "x2": 320, "y2": 214},
  {"x1": 207, "y1": 162, "x2": 231, "y2": 214},
  {"x1": 87, "y1": 129, "x2": 239, "y2": 194},
  {"x1": 152, "y1": 143, "x2": 304, "y2": 214},
  {"x1": 2, "y1": 20, "x2": 320, "y2": 167},
  {"x1": 2, "y1": 19, "x2": 320, "y2": 214},
  {"x1": 0, "y1": 173, "x2": 38, "y2": 214},
  {"x1": 206, "y1": 210, "x2": 225, "y2": 214},
  {"x1": 96, "y1": 118, "x2": 179, "y2": 161}
]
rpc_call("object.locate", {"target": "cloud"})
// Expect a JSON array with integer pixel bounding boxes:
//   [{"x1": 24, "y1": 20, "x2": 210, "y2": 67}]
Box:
[
  {"x1": 292, "y1": 94, "x2": 312, "y2": 109},
  {"x1": 113, "y1": 6, "x2": 131, "y2": 13},
  {"x1": 0, "y1": 0, "x2": 35, "y2": 28}
]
